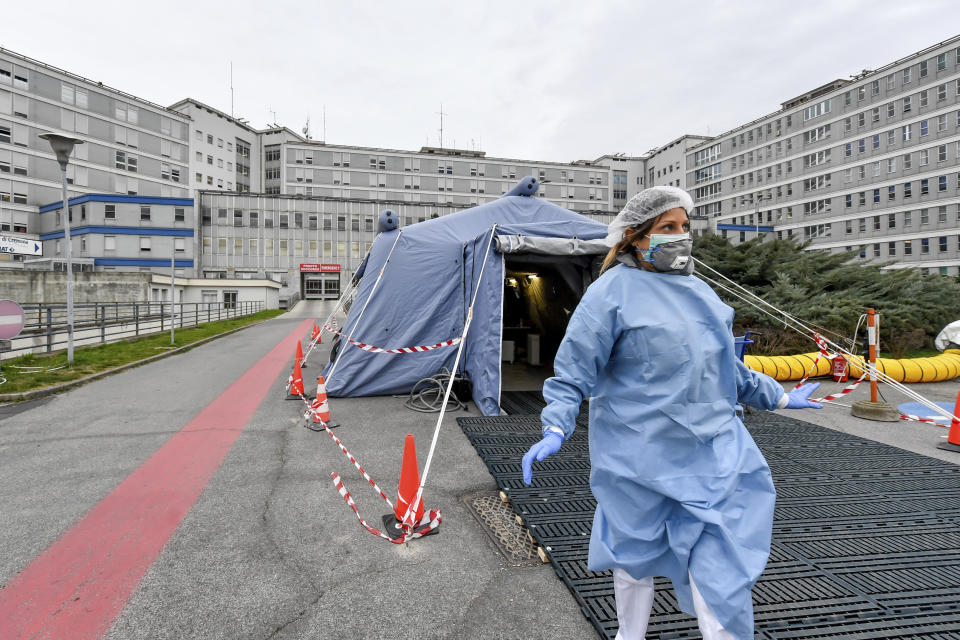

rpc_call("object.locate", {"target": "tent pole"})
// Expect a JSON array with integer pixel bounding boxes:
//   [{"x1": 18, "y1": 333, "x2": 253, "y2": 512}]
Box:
[{"x1": 401, "y1": 225, "x2": 498, "y2": 529}]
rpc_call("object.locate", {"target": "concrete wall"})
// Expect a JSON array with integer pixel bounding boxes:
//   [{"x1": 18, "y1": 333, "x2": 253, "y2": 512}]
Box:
[{"x1": 0, "y1": 271, "x2": 151, "y2": 304}]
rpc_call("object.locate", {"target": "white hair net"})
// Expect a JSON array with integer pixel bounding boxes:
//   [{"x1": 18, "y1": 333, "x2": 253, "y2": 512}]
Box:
[{"x1": 604, "y1": 186, "x2": 694, "y2": 247}]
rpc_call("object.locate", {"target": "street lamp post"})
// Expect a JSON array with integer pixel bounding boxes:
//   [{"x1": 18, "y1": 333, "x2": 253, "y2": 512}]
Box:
[{"x1": 39, "y1": 133, "x2": 84, "y2": 364}]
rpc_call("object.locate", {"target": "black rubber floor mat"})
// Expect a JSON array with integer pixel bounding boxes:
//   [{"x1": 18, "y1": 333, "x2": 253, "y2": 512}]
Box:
[{"x1": 459, "y1": 404, "x2": 960, "y2": 639}]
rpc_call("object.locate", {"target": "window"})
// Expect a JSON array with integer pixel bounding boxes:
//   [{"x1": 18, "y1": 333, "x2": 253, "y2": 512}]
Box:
[
  {"x1": 858, "y1": 112, "x2": 866, "y2": 127},
  {"x1": 920, "y1": 59, "x2": 928, "y2": 78},
  {"x1": 140, "y1": 206, "x2": 150, "y2": 221},
  {"x1": 872, "y1": 107, "x2": 880, "y2": 123},
  {"x1": 920, "y1": 149, "x2": 929, "y2": 165},
  {"x1": 902, "y1": 97, "x2": 912, "y2": 113},
  {"x1": 139, "y1": 237, "x2": 151, "y2": 252},
  {"x1": 873, "y1": 189, "x2": 880, "y2": 204},
  {"x1": 939, "y1": 145, "x2": 947, "y2": 162},
  {"x1": 903, "y1": 153, "x2": 912, "y2": 169},
  {"x1": 902, "y1": 124, "x2": 912, "y2": 141},
  {"x1": 921, "y1": 179, "x2": 929, "y2": 195},
  {"x1": 845, "y1": 143, "x2": 852, "y2": 157},
  {"x1": 921, "y1": 120, "x2": 929, "y2": 136},
  {"x1": 873, "y1": 244, "x2": 880, "y2": 257},
  {"x1": 175, "y1": 208, "x2": 185, "y2": 222},
  {"x1": 938, "y1": 84, "x2": 947, "y2": 102},
  {"x1": 886, "y1": 74, "x2": 895, "y2": 91},
  {"x1": 105, "y1": 204, "x2": 116, "y2": 220},
  {"x1": 803, "y1": 99, "x2": 831, "y2": 121},
  {"x1": 939, "y1": 206, "x2": 948, "y2": 222},
  {"x1": 938, "y1": 114, "x2": 948, "y2": 132},
  {"x1": 873, "y1": 134, "x2": 880, "y2": 149},
  {"x1": 888, "y1": 241, "x2": 896, "y2": 256},
  {"x1": 903, "y1": 67, "x2": 912, "y2": 84},
  {"x1": 904, "y1": 210, "x2": 913, "y2": 226},
  {"x1": 859, "y1": 218, "x2": 866, "y2": 232},
  {"x1": 175, "y1": 238, "x2": 185, "y2": 253},
  {"x1": 887, "y1": 158, "x2": 897, "y2": 173},
  {"x1": 888, "y1": 185, "x2": 896, "y2": 201},
  {"x1": 922, "y1": 238, "x2": 930, "y2": 253},
  {"x1": 938, "y1": 53, "x2": 947, "y2": 71},
  {"x1": 940, "y1": 236, "x2": 948, "y2": 252},
  {"x1": 104, "y1": 236, "x2": 116, "y2": 251},
  {"x1": 939, "y1": 175, "x2": 947, "y2": 192},
  {"x1": 249, "y1": 211, "x2": 258, "y2": 227},
  {"x1": 887, "y1": 130, "x2": 896, "y2": 147},
  {"x1": 234, "y1": 210, "x2": 243, "y2": 227},
  {"x1": 921, "y1": 208, "x2": 930, "y2": 224},
  {"x1": 859, "y1": 192, "x2": 866, "y2": 206},
  {"x1": 905, "y1": 182, "x2": 913, "y2": 197}
]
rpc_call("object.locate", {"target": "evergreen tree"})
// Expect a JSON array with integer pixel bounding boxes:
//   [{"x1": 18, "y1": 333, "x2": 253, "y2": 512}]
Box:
[{"x1": 694, "y1": 235, "x2": 960, "y2": 356}]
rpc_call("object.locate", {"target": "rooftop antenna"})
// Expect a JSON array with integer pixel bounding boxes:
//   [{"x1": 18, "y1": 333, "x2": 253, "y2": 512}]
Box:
[
  {"x1": 436, "y1": 103, "x2": 447, "y2": 148},
  {"x1": 322, "y1": 105, "x2": 326, "y2": 142},
  {"x1": 302, "y1": 116, "x2": 311, "y2": 140},
  {"x1": 229, "y1": 62, "x2": 234, "y2": 118},
  {"x1": 269, "y1": 108, "x2": 277, "y2": 126}
]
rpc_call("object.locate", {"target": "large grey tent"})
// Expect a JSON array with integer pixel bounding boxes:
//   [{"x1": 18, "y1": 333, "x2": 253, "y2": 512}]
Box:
[{"x1": 323, "y1": 178, "x2": 610, "y2": 416}]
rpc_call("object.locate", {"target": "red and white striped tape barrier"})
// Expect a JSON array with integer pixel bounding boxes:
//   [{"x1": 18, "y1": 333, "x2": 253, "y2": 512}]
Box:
[
  {"x1": 899, "y1": 413, "x2": 948, "y2": 425},
  {"x1": 332, "y1": 473, "x2": 441, "y2": 544},
  {"x1": 323, "y1": 324, "x2": 461, "y2": 354},
  {"x1": 298, "y1": 392, "x2": 443, "y2": 542}
]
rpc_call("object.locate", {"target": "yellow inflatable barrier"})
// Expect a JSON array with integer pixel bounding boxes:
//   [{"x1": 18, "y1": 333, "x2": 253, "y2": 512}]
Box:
[{"x1": 744, "y1": 349, "x2": 960, "y2": 383}]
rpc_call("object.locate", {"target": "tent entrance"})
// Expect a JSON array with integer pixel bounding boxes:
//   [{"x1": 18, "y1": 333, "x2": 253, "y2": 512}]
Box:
[{"x1": 501, "y1": 255, "x2": 599, "y2": 391}]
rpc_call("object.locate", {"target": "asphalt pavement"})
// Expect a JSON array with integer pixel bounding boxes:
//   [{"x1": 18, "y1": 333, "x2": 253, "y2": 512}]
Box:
[
  {"x1": 0, "y1": 300, "x2": 594, "y2": 640},
  {"x1": 0, "y1": 299, "x2": 957, "y2": 639}
]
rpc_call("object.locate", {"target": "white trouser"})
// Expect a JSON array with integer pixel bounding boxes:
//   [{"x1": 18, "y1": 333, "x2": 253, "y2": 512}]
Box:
[{"x1": 613, "y1": 569, "x2": 738, "y2": 640}]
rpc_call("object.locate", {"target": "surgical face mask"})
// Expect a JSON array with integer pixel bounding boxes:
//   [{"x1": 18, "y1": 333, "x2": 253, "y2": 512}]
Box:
[{"x1": 636, "y1": 232, "x2": 694, "y2": 275}]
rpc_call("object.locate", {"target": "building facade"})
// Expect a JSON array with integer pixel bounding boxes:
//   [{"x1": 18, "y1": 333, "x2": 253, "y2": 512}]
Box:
[
  {"x1": 197, "y1": 191, "x2": 469, "y2": 299},
  {"x1": 686, "y1": 35, "x2": 960, "y2": 275}
]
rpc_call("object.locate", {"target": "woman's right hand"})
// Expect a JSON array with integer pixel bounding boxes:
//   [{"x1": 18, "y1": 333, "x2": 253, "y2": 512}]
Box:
[{"x1": 522, "y1": 432, "x2": 564, "y2": 485}]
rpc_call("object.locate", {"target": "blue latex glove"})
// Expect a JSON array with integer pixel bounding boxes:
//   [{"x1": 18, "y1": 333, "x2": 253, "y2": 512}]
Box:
[
  {"x1": 786, "y1": 382, "x2": 823, "y2": 409},
  {"x1": 522, "y1": 432, "x2": 564, "y2": 485}
]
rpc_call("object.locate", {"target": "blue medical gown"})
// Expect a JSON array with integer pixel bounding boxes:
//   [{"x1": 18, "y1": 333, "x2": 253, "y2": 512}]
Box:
[{"x1": 541, "y1": 265, "x2": 784, "y2": 640}]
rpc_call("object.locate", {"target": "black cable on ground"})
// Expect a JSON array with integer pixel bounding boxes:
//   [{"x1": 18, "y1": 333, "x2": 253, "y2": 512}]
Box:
[{"x1": 403, "y1": 368, "x2": 470, "y2": 413}]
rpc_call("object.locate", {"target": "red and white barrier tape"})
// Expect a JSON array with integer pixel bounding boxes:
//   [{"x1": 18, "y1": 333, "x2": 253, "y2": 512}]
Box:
[
  {"x1": 899, "y1": 413, "x2": 949, "y2": 425},
  {"x1": 814, "y1": 371, "x2": 868, "y2": 402},
  {"x1": 298, "y1": 392, "x2": 394, "y2": 506},
  {"x1": 792, "y1": 334, "x2": 830, "y2": 390},
  {"x1": 297, "y1": 391, "x2": 443, "y2": 542},
  {"x1": 332, "y1": 473, "x2": 441, "y2": 544},
  {"x1": 323, "y1": 323, "x2": 461, "y2": 354}
]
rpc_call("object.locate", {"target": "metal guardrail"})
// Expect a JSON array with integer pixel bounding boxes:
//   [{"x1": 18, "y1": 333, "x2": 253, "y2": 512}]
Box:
[{"x1": 0, "y1": 301, "x2": 265, "y2": 360}]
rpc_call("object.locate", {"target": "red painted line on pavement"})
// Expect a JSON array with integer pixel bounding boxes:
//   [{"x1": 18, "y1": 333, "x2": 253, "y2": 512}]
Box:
[{"x1": 0, "y1": 319, "x2": 313, "y2": 640}]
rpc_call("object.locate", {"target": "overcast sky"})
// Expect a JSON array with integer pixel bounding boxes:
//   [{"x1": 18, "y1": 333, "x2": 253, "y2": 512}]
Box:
[{"x1": 4, "y1": 1, "x2": 958, "y2": 162}]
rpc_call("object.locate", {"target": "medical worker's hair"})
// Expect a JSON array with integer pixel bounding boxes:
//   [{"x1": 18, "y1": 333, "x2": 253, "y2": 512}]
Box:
[{"x1": 600, "y1": 217, "x2": 658, "y2": 273}]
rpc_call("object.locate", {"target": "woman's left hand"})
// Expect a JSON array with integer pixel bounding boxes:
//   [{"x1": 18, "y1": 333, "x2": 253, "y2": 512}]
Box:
[{"x1": 786, "y1": 382, "x2": 823, "y2": 409}]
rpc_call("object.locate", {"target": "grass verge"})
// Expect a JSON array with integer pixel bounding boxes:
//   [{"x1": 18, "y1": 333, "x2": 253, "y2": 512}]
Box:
[{"x1": 0, "y1": 309, "x2": 285, "y2": 397}]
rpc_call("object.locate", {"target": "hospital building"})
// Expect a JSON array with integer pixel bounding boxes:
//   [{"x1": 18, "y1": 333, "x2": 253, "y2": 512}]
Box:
[
  {"x1": 685, "y1": 35, "x2": 960, "y2": 276},
  {"x1": 2, "y1": 34, "x2": 959, "y2": 307}
]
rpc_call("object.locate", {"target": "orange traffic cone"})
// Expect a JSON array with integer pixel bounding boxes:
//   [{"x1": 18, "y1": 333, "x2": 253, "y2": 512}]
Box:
[
  {"x1": 312, "y1": 323, "x2": 322, "y2": 341},
  {"x1": 285, "y1": 356, "x2": 304, "y2": 400},
  {"x1": 937, "y1": 391, "x2": 960, "y2": 452},
  {"x1": 304, "y1": 375, "x2": 339, "y2": 431},
  {"x1": 295, "y1": 340, "x2": 306, "y2": 368},
  {"x1": 381, "y1": 434, "x2": 438, "y2": 539}
]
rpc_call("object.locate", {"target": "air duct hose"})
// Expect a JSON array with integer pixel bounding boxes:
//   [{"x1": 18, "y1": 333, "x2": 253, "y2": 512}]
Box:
[{"x1": 744, "y1": 349, "x2": 960, "y2": 382}]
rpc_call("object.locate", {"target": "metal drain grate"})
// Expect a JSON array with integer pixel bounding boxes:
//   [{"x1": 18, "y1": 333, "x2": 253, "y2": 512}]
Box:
[{"x1": 464, "y1": 491, "x2": 540, "y2": 567}]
